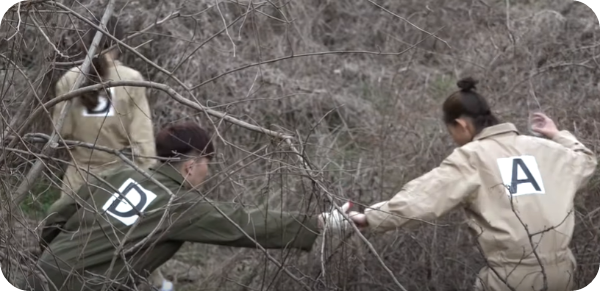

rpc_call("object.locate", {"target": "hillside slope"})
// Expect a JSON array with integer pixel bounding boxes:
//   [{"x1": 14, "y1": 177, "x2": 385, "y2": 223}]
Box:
[{"x1": 1, "y1": 0, "x2": 599, "y2": 290}]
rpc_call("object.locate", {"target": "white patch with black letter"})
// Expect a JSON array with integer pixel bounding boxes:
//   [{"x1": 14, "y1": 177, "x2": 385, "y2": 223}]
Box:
[
  {"x1": 497, "y1": 155, "x2": 546, "y2": 197},
  {"x1": 102, "y1": 178, "x2": 157, "y2": 226},
  {"x1": 82, "y1": 87, "x2": 115, "y2": 117}
]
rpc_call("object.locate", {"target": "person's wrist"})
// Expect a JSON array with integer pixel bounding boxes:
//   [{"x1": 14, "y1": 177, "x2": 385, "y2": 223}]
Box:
[{"x1": 546, "y1": 129, "x2": 560, "y2": 140}]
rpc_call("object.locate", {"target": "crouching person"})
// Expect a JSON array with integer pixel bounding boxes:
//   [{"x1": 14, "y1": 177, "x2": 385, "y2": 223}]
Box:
[{"x1": 27, "y1": 122, "x2": 354, "y2": 291}]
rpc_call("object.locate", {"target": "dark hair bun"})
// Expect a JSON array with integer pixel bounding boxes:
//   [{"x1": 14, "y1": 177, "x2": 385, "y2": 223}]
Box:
[{"x1": 457, "y1": 77, "x2": 478, "y2": 91}]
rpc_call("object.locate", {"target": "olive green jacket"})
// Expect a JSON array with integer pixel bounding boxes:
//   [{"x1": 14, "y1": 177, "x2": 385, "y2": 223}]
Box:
[{"x1": 35, "y1": 165, "x2": 320, "y2": 291}]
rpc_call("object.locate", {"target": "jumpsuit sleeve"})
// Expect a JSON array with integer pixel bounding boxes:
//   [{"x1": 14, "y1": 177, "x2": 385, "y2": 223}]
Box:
[
  {"x1": 551, "y1": 130, "x2": 598, "y2": 188},
  {"x1": 40, "y1": 200, "x2": 78, "y2": 252},
  {"x1": 51, "y1": 71, "x2": 75, "y2": 139},
  {"x1": 125, "y1": 72, "x2": 156, "y2": 169},
  {"x1": 170, "y1": 201, "x2": 321, "y2": 251},
  {"x1": 366, "y1": 147, "x2": 480, "y2": 233},
  {"x1": 40, "y1": 180, "x2": 95, "y2": 252}
]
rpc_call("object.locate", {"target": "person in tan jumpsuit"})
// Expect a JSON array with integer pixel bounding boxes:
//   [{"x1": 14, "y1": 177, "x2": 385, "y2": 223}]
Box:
[
  {"x1": 50, "y1": 16, "x2": 156, "y2": 208},
  {"x1": 48, "y1": 15, "x2": 161, "y2": 290},
  {"x1": 349, "y1": 77, "x2": 597, "y2": 291}
]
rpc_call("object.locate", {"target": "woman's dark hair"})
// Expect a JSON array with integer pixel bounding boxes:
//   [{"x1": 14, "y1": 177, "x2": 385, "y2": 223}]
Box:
[
  {"x1": 156, "y1": 122, "x2": 215, "y2": 163},
  {"x1": 80, "y1": 15, "x2": 124, "y2": 111},
  {"x1": 442, "y1": 77, "x2": 499, "y2": 134}
]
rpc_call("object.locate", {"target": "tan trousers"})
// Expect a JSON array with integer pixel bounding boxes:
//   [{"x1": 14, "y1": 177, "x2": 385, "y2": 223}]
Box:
[
  {"x1": 52, "y1": 162, "x2": 168, "y2": 290},
  {"x1": 473, "y1": 252, "x2": 576, "y2": 291}
]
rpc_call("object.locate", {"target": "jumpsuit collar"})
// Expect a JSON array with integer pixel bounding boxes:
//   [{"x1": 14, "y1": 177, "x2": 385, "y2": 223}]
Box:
[
  {"x1": 151, "y1": 164, "x2": 186, "y2": 185},
  {"x1": 473, "y1": 122, "x2": 520, "y2": 141}
]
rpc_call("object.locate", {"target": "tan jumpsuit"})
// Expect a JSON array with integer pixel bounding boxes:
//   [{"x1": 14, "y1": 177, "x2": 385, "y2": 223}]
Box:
[
  {"x1": 50, "y1": 59, "x2": 156, "y2": 210},
  {"x1": 365, "y1": 123, "x2": 597, "y2": 291}
]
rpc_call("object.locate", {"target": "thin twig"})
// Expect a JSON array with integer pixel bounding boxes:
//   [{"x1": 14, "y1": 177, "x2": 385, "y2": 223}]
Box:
[
  {"x1": 190, "y1": 26, "x2": 446, "y2": 91},
  {"x1": 29, "y1": 13, "x2": 69, "y2": 58},
  {"x1": 366, "y1": 0, "x2": 451, "y2": 49},
  {"x1": 5, "y1": 2, "x2": 22, "y2": 41},
  {"x1": 53, "y1": 10, "x2": 181, "y2": 66},
  {"x1": 506, "y1": 189, "x2": 548, "y2": 291},
  {"x1": 32, "y1": 80, "x2": 292, "y2": 140},
  {"x1": 215, "y1": 0, "x2": 237, "y2": 57}
]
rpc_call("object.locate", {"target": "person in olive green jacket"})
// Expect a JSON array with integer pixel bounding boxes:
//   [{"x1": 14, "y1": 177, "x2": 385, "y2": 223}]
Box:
[
  {"x1": 27, "y1": 122, "x2": 353, "y2": 291},
  {"x1": 50, "y1": 15, "x2": 156, "y2": 216}
]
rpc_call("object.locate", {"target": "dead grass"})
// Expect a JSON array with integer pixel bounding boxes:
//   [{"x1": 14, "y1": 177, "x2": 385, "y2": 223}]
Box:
[{"x1": 0, "y1": 0, "x2": 599, "y2": 290}]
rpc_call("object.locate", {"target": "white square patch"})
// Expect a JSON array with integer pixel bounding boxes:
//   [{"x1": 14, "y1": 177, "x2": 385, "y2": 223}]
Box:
[
  {"x1": 497, "y1": 155, "x2": 546, "y2": 197},
  {"x1": 82, "y1": 88, "x2": 115, "y2": 117},
  {"x1": 102, "y1": 178, "x2": 157, "y2": 226}
]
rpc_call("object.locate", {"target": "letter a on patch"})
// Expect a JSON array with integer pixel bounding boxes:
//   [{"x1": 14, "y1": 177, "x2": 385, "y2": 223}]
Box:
[{"x1": 497, "y1": 155, "x2": 546, "y2": 197}]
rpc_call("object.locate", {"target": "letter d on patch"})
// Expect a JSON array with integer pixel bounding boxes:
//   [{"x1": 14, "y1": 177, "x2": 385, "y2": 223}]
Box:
[{"x1": 102, "y1": 178, "x2": 157, "y2": 226}]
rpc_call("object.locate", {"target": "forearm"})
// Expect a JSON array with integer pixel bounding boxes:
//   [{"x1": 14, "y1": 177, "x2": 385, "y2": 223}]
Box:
[
  {"x1": 233, "y1": 209, "x2": 321, "y2": 250},
  {"x1": 365, "y1": 201, "x2": 414, "y2": 232},
  {"x1": 174, "y1": 205, "x2": 321, "y2": 251},
  {"x1": 366, "y1": 181, "x2": 434, "y2": 232},
  {"x1": 365, "y1": 150, "x2": 477, "y2": 232}
]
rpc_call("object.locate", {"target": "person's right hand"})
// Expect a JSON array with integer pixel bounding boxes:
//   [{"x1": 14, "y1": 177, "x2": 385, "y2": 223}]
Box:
[
  {"x1": 347, "y1": 201, "x2": 388, "y2": 231},
  {"x1": 530, "y1": 112, "x2": 559, "y2": 139},
  {"x1": 319, "y1": 201, "x2": 353, "y2": 233},
  {"x1": 347, "y1": 211, "x2": 367, "y2": 230}
]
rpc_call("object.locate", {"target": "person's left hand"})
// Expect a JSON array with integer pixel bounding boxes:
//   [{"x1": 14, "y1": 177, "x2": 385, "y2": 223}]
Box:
[{"x1": 530, "y1": 112, "x2": 559, "y2": 139}]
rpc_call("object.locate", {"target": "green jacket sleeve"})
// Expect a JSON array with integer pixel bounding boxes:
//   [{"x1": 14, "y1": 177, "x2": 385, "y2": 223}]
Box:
[
  {"x1": 170, "y1": 201, "x2": 321, "y2": 252},
  {"x1": 40, "y1": 175, "x2": 97, "y2": 251},
  {"x1": 40, "y1": 197, "x2": 80, "y2": 252}
]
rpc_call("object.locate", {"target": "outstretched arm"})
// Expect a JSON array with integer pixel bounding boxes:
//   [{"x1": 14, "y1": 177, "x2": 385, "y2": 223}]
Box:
[
  {"x1": 365, "y1": 148, "x2": 480, "y2": 232},
  {"x1": 170, "y1": 201, "x2": 322, "y2": 251}
]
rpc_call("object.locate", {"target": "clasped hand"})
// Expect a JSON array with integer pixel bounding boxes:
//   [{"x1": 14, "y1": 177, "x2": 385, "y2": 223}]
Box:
[{"x1": 318, "y1": 201, "x2": 386, "y2": 233}]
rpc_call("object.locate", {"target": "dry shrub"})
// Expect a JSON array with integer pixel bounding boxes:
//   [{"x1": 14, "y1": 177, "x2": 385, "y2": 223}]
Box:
[{"x1": 0, "y1": 0, "x2": 599, "y2": 290}]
